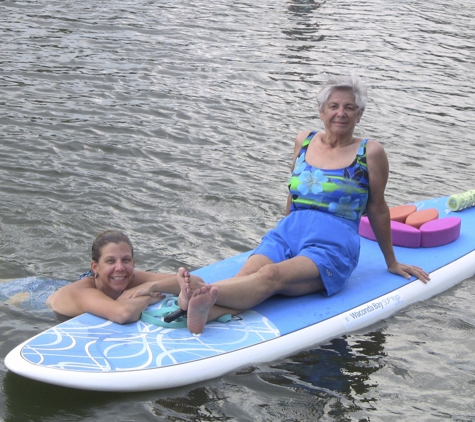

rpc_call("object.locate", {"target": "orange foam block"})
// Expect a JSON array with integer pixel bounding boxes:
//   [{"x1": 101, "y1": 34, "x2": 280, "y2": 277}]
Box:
[
  {"x1": 405, "y1": 208, "x2": 439, "y2": 229},
  {"x1": 420, "y1": 217, "x2": 461, "y2": 247},
  {"x1": 389, "y1": 204, "x2": 417, "y2": 223}
]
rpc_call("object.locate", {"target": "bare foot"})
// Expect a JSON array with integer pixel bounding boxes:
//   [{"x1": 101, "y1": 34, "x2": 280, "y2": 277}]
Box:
[
  {"x1": 176, "y1": 267, "x2": 192, "y2": 311},
  {"x1": 187, "y1": 285, "x2": 218, "y2": 334},
  {"x1": 189, "y1": 275, "x2": 206, "y2": 290}
]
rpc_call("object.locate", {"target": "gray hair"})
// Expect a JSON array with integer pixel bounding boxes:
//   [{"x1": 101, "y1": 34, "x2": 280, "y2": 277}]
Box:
[{"x1": 317, "y1": 76, "x2": 368, "y2": 116}]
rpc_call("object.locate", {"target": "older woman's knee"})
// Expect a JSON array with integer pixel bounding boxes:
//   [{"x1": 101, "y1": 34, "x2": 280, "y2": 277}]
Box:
[{"x1": 256, "y1": 264, "x2": 282, "y2": 287}]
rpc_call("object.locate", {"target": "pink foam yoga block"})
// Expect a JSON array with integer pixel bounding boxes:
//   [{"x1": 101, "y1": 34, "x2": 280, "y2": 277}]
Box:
[
  {"x1": 420, "y1": 217, "x2": 461, "y2": 247},
  {"x1": 390, "y1": 220, "x2": 421, "y2": 248},
  {"x1": 359, "y1": 216, "x2": 422, "y2": 248}
]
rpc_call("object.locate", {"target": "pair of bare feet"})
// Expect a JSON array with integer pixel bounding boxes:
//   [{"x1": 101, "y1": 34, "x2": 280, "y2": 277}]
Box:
[{"x1": 176, "y1": 267, "x2": 218, "y2": 334}]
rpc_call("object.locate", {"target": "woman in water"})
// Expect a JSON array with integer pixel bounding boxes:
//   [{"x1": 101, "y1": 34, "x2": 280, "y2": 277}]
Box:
[{"x1": 47, "y1": 230, "x2": 237, "y2": 326}]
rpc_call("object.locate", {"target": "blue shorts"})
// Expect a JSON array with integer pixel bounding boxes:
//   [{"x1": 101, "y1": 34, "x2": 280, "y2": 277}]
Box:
[{"x1": 252, "y1": 210, "x2": 361, "y2": 296}]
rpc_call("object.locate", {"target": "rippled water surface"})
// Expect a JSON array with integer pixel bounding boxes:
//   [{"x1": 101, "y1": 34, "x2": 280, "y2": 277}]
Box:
[{"x1": 1, "y1": 0, "x2": 475, "y2": 420}]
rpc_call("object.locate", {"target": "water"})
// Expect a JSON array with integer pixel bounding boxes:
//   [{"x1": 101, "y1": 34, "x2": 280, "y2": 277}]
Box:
[{"x1": 1, "y1": 0, "x2": 475, "y2": 420}]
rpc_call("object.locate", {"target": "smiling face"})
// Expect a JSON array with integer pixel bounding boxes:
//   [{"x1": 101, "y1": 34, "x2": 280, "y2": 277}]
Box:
[
  {"x1": 91, "y1": 241, "x2": 136, "y2": 297},
  {"x1": 319, "y1": 89, "x2": 362, "y2": 138}
]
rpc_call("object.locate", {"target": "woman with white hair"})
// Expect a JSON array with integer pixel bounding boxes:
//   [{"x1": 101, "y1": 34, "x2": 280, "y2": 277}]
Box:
[{"x1": 125, "y1": 76, "x2": 430, "y2": 334}]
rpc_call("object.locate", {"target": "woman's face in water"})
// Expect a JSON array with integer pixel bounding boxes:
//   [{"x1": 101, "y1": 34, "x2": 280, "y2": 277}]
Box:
[{"x1": 92, "y1": 241, "x2": 136, "y2": 294}]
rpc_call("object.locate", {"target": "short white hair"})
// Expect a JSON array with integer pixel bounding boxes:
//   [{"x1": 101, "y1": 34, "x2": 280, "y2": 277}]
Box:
[{"x1": 317, "y1": 76, "x2": 367, "y2": 115}]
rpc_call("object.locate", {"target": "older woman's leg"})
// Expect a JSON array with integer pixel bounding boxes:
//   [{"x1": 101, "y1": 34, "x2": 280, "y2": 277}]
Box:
[{"x1": 212, "y1": 255, "x2": 324, "y2": 310}]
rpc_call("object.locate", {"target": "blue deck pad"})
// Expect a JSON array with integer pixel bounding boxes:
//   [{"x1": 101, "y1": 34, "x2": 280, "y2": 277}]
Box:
[
  {"x1": 20, "y1": 309, "x2": 279, "y2": 372},
  {"x1": 193, "y1": 197, "x2": 475, "y2": 335}
]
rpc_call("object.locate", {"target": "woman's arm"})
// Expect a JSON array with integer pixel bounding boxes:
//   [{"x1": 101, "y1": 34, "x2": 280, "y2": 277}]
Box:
[
  {"x1": 286, "y1": 130, "x2": 311, "y2": 215},
  {"x1": 120, "y1": 270, "x2": 205, "y2": 299},
  {"x1": 129, "y1": 270, "x2": 181, "y2": 294},
  {"x1": 47, "y1": 279, "x2": 163, "y2": 324},
  {"x1": 365, "y1": 140, "x2": 430, "y2": 282}
]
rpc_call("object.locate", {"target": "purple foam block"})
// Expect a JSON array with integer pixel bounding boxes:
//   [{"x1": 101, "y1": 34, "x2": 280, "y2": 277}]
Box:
[
  {"x1": 359, "y1": 216, "x2": 422, "y2": 248},
  {"x1": 420, "y1": 217, "x2": 461, "y2": 247},
  {"x1": 390, "y1": 220, "x2": 421, "y2": 248}
]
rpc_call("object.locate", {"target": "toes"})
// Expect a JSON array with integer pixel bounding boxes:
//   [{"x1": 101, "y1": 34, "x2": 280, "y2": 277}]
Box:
[{"x1": 209, "y1": 286, "x2": 218, "y2": 300}]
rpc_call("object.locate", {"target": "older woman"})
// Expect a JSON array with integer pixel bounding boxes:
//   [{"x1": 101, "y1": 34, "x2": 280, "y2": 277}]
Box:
[{"x1": 125, "y1": 76, "x2": 431, "y2": 334}]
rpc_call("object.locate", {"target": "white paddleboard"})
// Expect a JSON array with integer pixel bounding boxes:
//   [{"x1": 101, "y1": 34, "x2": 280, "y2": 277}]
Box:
[{"x1": 5, "y1": 196, "x2": 475, "y2": 391}]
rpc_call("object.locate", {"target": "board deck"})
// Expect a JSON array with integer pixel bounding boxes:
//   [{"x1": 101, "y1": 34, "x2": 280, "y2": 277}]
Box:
[{"x1": 5, "y1": 196, "x2": 475, "y2": 391}]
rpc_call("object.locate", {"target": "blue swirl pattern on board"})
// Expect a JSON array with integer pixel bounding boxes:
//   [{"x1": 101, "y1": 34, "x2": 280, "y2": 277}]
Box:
[{"x1": 20, "y1": 302, "x2": 280, "y2": 371}]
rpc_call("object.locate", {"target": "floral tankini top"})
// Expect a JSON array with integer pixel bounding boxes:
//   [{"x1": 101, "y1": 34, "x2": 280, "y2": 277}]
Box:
[{"x1": 288, "y1": 131, "x2": 370, "y2": 223}]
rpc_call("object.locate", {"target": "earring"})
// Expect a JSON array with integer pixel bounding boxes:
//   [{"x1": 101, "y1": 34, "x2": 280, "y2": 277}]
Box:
[{"x1": 95, "y1": 273, "x2": 99, "y2": 279}]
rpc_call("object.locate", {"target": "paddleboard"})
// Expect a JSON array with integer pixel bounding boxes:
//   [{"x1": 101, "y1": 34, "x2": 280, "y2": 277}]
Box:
[{"x1": 4, "y1": 196, "x2": 475, "y2": 391}]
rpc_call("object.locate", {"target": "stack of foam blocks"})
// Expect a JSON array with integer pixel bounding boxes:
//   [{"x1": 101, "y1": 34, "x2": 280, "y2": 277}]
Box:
[{"x1": 359, "y1": 205, "x2": 461, "y2": 248}]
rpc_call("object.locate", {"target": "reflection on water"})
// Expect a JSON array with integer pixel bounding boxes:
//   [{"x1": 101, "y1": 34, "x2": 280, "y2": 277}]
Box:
[
  {"x1": 147, "y1": 331, "x2": 388, "y2": 420},
  {"x1": 3, "y1": 372, "x2": 119, "y2": 422},
  {"x1": 1, "y1": 0, "x2": 475, "y2": 420},
  {"x1": 284, "y1": 0, "x2": 325, "y2": 47},
  {"x1": 276, "y1": 334, "x2": 387, "y2": 396}
]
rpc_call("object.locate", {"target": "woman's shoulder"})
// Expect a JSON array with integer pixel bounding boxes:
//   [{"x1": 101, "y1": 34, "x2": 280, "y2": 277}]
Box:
[
  {"x1": 57, "y1": 276, "x2": 96, "y2": 294},
  {"x1": 365, "y1": 139, "x2": 390, "y2": 175},
  {"x1": 47, "y1": 277, "x2": 96, "y2": 318},
  {"x1": 364, "y1": 139, "x2": 386, "y2": 156},
  {"x1": 296, "y1": 129, "x2": 316, "y2": 139},
  {"x1": 295, "y1": 130, "x2": 317, "y2": 146}
]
